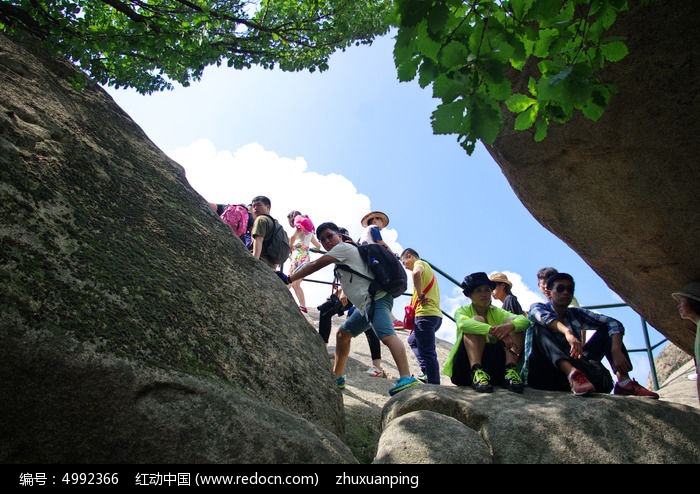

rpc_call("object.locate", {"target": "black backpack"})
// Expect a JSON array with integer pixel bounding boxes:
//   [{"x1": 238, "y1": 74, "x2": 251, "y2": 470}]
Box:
[
  {"x1": 260, "y1": 214, "x2": 290, "y2": 266},
  {"x1": 336, "y1": 243, "x2": 407, "y2": 299}
]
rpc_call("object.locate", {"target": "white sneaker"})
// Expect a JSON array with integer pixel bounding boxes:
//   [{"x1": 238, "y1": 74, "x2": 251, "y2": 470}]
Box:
[
  {"x1": 366, "y1": 366, "x2": 387, "y2": 378},
  {"x1": 688, "y1": 373, "x2": 698, "y2": 381}
]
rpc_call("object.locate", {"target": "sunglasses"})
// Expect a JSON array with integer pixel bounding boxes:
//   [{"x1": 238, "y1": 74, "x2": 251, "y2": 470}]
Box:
[{"x1": 553, "y1": 284, "x2": 575, "y2": 294}]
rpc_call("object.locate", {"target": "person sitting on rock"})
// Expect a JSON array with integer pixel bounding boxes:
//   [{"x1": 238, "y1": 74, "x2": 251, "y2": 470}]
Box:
[
  {"x1": 443, "y1": 272, "x2": 529, "y2": 393},
  {"x1": 671, "y1": 281, "x2": 700, "y2": 405},
  {"x1": 527, "y1": 272, "x2": 659, "y2": 398}
]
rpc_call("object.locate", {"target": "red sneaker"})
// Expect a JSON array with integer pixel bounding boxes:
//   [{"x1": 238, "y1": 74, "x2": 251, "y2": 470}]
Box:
[
  {"x1": 392, "y1": 320, "x2": 405, "y2": 330},
  {"x1": 568, "y1": 369, "x2": 595, "y2": 396},
  {"x1": 613, "y1": 379, "x2": 659, "y2": 399}
]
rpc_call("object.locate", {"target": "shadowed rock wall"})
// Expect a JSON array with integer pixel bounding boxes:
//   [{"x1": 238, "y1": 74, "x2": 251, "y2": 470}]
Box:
[{"x1": 0, "y1": 33, "x2": 352, "y2": 463}]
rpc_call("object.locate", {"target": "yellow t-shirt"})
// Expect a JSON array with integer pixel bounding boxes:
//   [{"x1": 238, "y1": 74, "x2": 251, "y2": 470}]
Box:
[{"x1": 413, "y1": 260, "x2": 442, "y2": 318}]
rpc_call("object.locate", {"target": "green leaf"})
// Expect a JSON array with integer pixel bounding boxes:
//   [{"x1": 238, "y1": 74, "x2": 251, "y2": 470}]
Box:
[
  {"x1": 440, "y1": 40, "x2": 469, "y2": 68},
  {"x1": 485, "y1": 75, "x2": 512, "y2": 101},
  {"x1": 431, "y1": 99, "x2": 467, "y2": 135},
  {"x1": 532, "y1": 0, "x2": 565, "y2": 25},
  {"x1": 506, "y1": 94, "x2": 536, "y2": 112},
  {"x1": 514, "y1": 104, "x2": 538, "y2": 130},
  {"x1": 510, "y1": 0, "x2": 535, "y2": 20},
  {"x1": 418, "y1": 58, "x2": 438, "y2": 88},
  {"x1": 433, "y1": 74, "x2": 466, "y2": 103},
  {"x1": 396, "y1": 56, "x2": 420, "y2": 82},
  {"x1": 415, "y1": 22, "x2": 442, "y2": 61},
  {"x1": 533, "y1": 28, "x2": 559, "y2": 58},
  {"x1": 601, "y1": 41, "x2": 628, "y2": 62},
  {"x1": 470, "y1": 95, "x2": 502, "y2": 145},
  {"x1": 426, "y1": 3, "x2": 450, "y2": 35},
  {"x1": 534, "y1": 117, "x2": 548, "y2": 141}
]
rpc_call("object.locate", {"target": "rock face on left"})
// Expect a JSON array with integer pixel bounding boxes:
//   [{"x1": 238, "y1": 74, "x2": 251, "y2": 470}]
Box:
[{"x1": 0, "y1": 33, "x2": 354, "y2": 463}]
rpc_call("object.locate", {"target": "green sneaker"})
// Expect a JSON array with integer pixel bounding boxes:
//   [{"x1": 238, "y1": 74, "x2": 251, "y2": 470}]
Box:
[
  {"x1": 471, "y1": 366, "x2": 493, "y2": 393},
  {"x1": 336, "y1": 375, "x2": 346, "y2": 390},
  {"x1": 504, "y1": 365, "x2": 524, "y2": 393}
]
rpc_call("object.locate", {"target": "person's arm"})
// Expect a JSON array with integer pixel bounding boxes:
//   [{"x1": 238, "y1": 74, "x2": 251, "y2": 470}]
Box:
[
  {"x1": 412, "y1": 263, "x2": 427, "y2": 304},
  {"x1": 311, "y1": 234, "x2": 321, "y2": 250},
  {"x1": 251, "y1": 235, "x2": 263, "y2": 259},
  {"x1": 530, "y1": 303, "x2": 582, "y2": 358},
  {"x1": 289, "y1": 228, "x2": 301, "y2": 251},
  {"x1": 288, "y1": 254, "x2": 337, "y2": 283},
  {"x1": 369, "y1": 225, "x2": 394, "y2": 255},
  {"x1": 455, "y1": 306, "x2": 490, "y2": 335},
  {"x1": 489, "y1": 309, "x2": 529, "y2": 339}
]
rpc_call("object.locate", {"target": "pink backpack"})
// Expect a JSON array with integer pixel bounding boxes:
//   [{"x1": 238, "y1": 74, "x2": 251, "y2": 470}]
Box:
[
  {"x1": 220, "y1": 204, "x2": 249, "y2": 237},
  {"x1": 294, "y1": 214, "x2": 315, "y2": 233}
]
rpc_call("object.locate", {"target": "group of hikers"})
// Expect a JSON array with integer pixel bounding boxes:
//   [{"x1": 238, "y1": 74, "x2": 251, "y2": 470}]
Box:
[{"x1": 213, "y1": 197, "x2": 699, "y2": 403}]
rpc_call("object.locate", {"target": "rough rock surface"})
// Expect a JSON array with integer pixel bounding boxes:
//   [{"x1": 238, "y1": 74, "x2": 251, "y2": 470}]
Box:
[
  {"x1": 0, "y1": 32, "x2": 352, "y2": 463},
  {"x1": 648, "y1": 343, "x2": 693, "y2": 388},
  {"x1": 379, "y1": 386, "x2": 700, "y2": 464},
  {"x1": 486, "y1": 0, "x2": 700, "y2": 355}
]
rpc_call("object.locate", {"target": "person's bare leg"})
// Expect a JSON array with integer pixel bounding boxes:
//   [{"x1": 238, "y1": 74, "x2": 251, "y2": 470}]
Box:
[
  {"x1": 290, "y1": 280, "x2": 306, "y2": 309},
  {"x1": 381, "y1": 334, "x2": 411, "y2": 377},
  {"x1": 333, "y1": 329, "x2": 352, "y2": 377},
  {"x1": 463, "y1": 334, "x2": 485, "y2": 366}
]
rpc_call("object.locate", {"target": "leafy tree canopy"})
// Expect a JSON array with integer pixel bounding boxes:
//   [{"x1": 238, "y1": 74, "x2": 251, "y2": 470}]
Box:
[
  {"x1": 390, "y1": 0, "x2": 643, "y2": 154},
  {"x1": 0, "y1": 0, "x2": 391, "y2": 93}
]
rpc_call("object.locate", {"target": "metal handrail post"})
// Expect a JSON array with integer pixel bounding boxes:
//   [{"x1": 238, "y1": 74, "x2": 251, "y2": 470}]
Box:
[{"x1": 641, "y1": 316, "x2": 660, "y2": 390}]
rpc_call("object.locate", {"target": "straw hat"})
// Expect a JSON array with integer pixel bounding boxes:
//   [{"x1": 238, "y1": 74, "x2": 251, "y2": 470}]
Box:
[
  {"x1": 671, "y1": 281, "x2": 700, "y2": 303},
  {"x1": 489, "y1": 272, "x2": 512, "y2": 288},
  {"x1": 361, "y1": 211, "x2": 389, "y2": 228}
]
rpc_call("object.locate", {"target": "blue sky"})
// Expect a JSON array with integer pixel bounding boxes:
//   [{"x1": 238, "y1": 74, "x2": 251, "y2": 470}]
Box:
[{"x1": 106, "y1": 33, "x2": 666, "y2": 386}]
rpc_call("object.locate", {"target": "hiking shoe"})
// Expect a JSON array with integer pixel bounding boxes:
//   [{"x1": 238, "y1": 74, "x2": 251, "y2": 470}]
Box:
[
  {"x1": 416, "y1": 374, "x2": 428, "y2": 383},
  {"x1": 613, "y1": 379, "x2": 659, "y2": 398},
  {"x1": 388, "y1": 376, "x2": 420, "y2": 396},
  {"x1": 471, "y1": 366, "x2": 493, "y2": 393},
  {"x1": 504, "y1": 365, "x2": 524, "y2": 393},
  {"x1": 366, "y1": 366, "x2": 387, "y2": 378},
  {"x1": 335, "y1": 375, "x2": 346, "y2": 390},
  {"x1": 568, "y1": 369, "x2": 595, "y2": 396},
  {"x1": 393, "y1": 320, "x2": 405, "y2": 330}
]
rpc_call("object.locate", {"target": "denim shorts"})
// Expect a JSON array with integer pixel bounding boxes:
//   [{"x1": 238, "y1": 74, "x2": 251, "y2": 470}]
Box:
[{"x1": 340, "y1": 293, "x2": 394, "y2": 340}]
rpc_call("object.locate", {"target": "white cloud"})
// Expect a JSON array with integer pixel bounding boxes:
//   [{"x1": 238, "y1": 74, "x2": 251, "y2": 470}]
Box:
[{"x1": 170, "y1": 139, "x2": 403, "y2": 310}]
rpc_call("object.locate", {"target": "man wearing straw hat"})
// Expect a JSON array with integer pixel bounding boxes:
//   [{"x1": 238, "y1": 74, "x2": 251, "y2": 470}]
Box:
[
  {"x1": 671, "y1": 281, "x2": 700, "y2": 404},
  {"x1": 490, "y1": 272, "x2": 525, "y2": 316},
  {"x1": 359, "y1": 211, "x2": 394, "y2": 255}
]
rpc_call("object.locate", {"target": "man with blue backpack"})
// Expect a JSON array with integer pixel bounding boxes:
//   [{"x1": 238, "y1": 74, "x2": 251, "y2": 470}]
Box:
[{"x1": 279, "y1": 222, "x2": 420, "y2": 396}]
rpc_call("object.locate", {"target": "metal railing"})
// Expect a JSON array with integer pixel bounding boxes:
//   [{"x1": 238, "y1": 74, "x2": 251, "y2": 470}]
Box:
[{"x1": 303, "y1": 250, "x2": 668, "y2": 390}]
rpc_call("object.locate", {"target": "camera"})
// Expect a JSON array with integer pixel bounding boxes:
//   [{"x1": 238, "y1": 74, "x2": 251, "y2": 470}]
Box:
[{"x1": 317, "y1": 294, "x2": 345, "y2": 318}]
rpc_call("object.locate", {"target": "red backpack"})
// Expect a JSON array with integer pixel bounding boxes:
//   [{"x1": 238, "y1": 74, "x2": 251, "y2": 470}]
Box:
[{"x1": 220, "y1": 204, "x2": 249, "y2": 238}]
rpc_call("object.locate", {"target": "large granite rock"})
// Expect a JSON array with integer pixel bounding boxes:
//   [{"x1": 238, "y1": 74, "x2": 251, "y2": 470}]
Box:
[
  {"x1": 0, "y1": 33, "x2": 354, "y2": 463},
  {"x1": 377, "y1": 386, "x2": 700, "y2": 464},
  {"x1": 486, "y1": 0, "x2": 700, "y2": 355}
]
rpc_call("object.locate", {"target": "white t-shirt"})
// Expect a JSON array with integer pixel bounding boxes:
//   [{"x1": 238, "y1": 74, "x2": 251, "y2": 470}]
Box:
[{"x1": 327, "y1": 242, "x2": 385, "y2": 313}]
